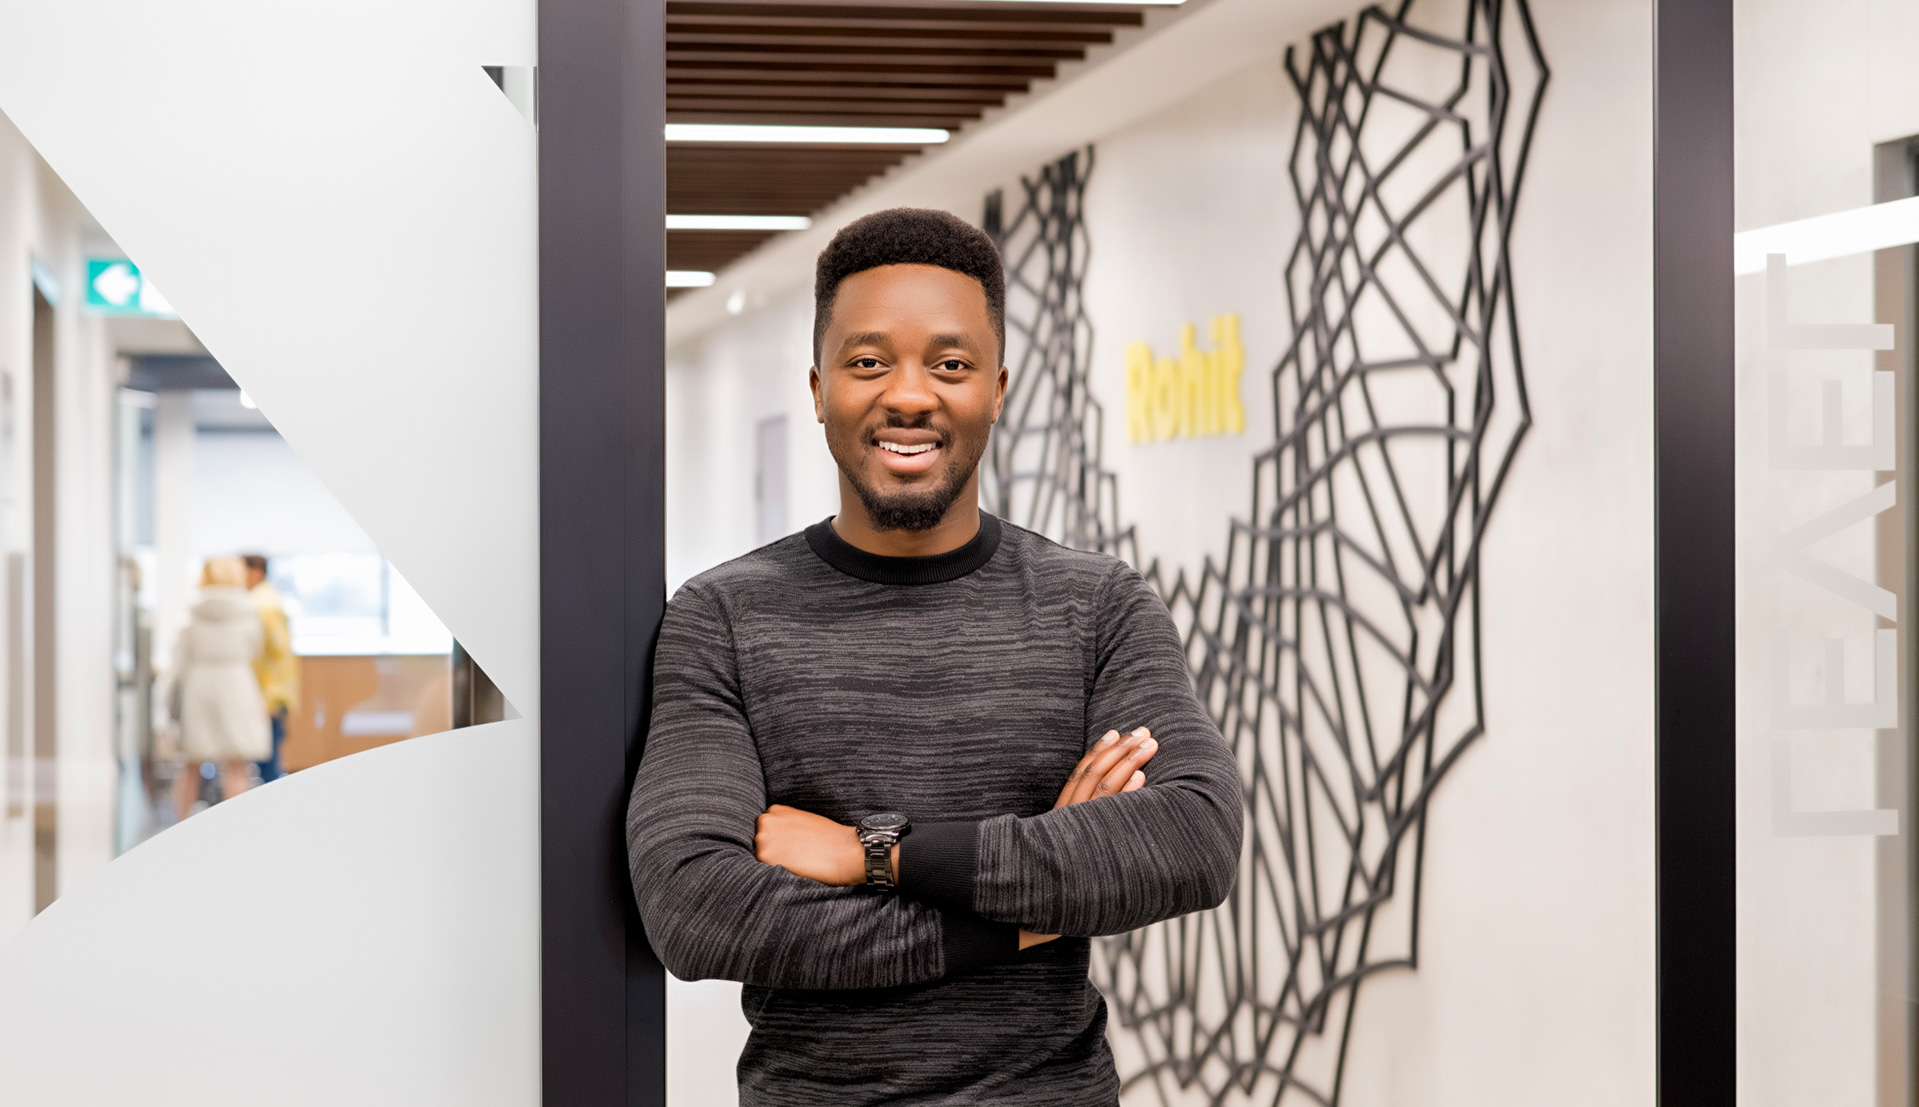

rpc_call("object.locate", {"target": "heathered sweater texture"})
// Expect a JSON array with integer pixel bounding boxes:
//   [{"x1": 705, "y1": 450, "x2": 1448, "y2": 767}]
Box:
[{"x1": 626, "y1": 513, "x2": 1243, "y2": 1106}]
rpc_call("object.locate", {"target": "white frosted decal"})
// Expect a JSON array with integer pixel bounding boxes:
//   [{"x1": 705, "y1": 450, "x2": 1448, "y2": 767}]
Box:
[
  {"x1": 0, "y1": 0, "x2": 540, "y2": 714},
  {"x1": 0, "y1": 722, "x2": 540, "y2": 1103}
]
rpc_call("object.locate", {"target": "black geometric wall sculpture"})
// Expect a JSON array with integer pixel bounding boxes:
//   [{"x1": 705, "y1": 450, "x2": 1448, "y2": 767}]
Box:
[
  {"x1": 982, "y1": 147, "x2": 1138, "y2": 559},
  {"x1": 987, "y1": 1, "x2": 1546, "y2": 1103}
]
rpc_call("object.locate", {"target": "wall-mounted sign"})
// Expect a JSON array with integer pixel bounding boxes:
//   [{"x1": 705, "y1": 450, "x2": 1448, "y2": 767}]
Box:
[
  {"x1": 84, "y1": 258, "x2": 177, "y2": 318},
  {"x1": 1124, "y1": 313, "x2": 1244, "y2": 442}
]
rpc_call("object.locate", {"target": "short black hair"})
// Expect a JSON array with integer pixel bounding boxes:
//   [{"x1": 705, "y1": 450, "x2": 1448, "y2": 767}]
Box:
[
  {"x1": 813, "y1": 208, "x2": 1005, "y2": 365},
  {"x1": 240, "y1": 554, "x2": 268, "y2": 574}
]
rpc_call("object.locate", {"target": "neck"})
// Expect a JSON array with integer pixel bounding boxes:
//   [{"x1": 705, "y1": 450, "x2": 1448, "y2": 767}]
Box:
[{"x1": 832, "y1": 474, "x2": 982, "y2": 557}]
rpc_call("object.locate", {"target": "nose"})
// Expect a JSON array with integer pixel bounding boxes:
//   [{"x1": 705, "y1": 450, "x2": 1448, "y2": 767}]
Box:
[{"x1": 880, "y1": 360, "x2": 938, "y2": 420}]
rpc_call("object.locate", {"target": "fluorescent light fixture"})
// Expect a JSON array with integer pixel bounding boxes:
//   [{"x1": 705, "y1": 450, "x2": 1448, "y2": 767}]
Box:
[
  {"x1": 667, "y1": 270, "x2": 717, "y2": 288},
  {"x1": 1735, "y1": 195, "x2": 1919, "y2": 274},
  {"x1": 665, "y1": 124, "x2": 949, "y2": 145},
  {"x1": 666, "y1": 214, "x2": 813, "y2": 232}
]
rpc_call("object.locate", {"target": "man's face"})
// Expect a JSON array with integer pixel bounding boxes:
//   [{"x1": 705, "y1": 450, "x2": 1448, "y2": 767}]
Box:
[
  {"x1": 245, "y1": 567, "x2": 265, "y2": 590},
  {"x1": 811, "y1": 264, "x2": 1007, "y2": 531}
]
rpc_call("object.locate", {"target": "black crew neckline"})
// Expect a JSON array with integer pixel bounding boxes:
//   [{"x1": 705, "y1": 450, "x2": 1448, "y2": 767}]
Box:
[{"x1": 804, "y1": 512, "x2": 1003, "y2": 586}]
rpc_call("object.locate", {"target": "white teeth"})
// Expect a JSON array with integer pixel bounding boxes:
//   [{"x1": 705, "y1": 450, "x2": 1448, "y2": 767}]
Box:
[{"x1": 878, "y1": 441, "x2": 936, "y2": 455}]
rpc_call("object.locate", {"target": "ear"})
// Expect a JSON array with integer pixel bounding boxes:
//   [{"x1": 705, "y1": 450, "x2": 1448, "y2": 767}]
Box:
[
  {"x1": 992, "y1": 364, "x2": 1009, "y2": 424},
  {"x1": 808, "y1": 366, "x2": 826, "y2": 424}
]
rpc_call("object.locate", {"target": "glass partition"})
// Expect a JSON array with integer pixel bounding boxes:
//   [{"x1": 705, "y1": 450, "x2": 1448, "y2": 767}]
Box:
[{"x1": 1734, "y1": 3, "x2": 1919, "y2": 1100}]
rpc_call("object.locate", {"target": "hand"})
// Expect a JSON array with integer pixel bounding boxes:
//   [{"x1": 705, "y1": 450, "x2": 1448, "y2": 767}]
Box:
[
  {"x1": 1053, "y1": 727, "x2": 1158, "y2": 809},
  {"x1": 755, "y1": 804, "x2": 878, "y2": 886}
]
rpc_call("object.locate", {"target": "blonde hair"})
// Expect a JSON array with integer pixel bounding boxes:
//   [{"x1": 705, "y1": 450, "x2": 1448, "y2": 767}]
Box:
[{"x1": 200, "y1": 556, "x2": 247, "y2": 589}]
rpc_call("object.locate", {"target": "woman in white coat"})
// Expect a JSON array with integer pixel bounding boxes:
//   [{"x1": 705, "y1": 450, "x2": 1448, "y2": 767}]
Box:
[{"x1": 173, "y1": 556, "x2": 270, "y2": 818}]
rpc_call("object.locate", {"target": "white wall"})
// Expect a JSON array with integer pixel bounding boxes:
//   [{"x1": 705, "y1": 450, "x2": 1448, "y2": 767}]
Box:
[
  {"x1": 661, "y1": 0, "x2": 1659, "y2": 1103},
  {"x1": 1078, "y1": 60, "x2": 1289, "y2": 580},
  {"x1": 666, "y1": 290, "x2": 830, "y2": 594},
  {"x1": 0, "y1": 110, "x2": 124, "y2": 942}
]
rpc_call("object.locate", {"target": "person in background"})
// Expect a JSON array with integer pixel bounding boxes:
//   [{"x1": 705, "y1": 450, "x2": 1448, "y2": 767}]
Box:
[
  {"x1": 241, "y1": 553, "x2": 299, "y2": 782},
  {"x1": 173, "y1": 557, "x2": 270, "y2": 819}
]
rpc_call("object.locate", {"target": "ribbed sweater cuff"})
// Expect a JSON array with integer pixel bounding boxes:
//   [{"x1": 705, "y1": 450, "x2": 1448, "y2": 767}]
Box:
[
  {"x1": 938, "y1": 910, "x2": 1018, "y2": 976},
  {"x1": 898, "y1": 820, "x2": 980, "y2": 912}
]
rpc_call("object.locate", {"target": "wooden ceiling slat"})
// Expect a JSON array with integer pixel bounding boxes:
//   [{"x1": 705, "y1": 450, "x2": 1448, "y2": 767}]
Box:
[
  {"x1": 667, "y1": 23, "x2": 1113, "y2": 45},
  {"x1": 669, "y1": 83, "x2": 1007, "y2": 102},
  {"x1": 667, "y1": 66, "x2": 1038, "y2": 86},
  {"x1": 669, "y1": 227, "x2": 784, "y2": 250},
  {"x1": 665, "y1": 1, "x2": 1146, "y2": 29},
  {"x1": 669, "y1": 97, "x2": 999, "y2": 114},
  {"x1": 667, "y1": 44, "x2": 1086, "y2": 62},
  {"x1": 663, "y1": 0, "x2": 1161, "y2": 276},
  {"x1": 669, "y1": 58, "x2": 1054, "y2": 75}
]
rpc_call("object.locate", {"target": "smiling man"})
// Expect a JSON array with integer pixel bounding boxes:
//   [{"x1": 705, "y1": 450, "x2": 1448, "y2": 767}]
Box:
[{"x1": 627, "y1": 208, "x2": 1243, "y2": 1106}]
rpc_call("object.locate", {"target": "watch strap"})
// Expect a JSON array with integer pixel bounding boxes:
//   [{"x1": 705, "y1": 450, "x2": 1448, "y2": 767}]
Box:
[{"x1": 863, "y1": 833, "x2": 896, "y2": 887}]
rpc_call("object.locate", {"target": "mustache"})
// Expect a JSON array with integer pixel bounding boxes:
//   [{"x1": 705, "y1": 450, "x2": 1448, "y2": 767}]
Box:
[{"x1": 862, "y1": 417, "x2": 950, "y2": 447}]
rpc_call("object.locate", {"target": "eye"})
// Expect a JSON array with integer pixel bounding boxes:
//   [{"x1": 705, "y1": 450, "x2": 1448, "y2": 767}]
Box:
[
  {"x1": 852, "y1": 356, "x2": 883, "y2": 370},
  {"x1": 937, "y1": 358, "x2": 969, "y2": 373}
]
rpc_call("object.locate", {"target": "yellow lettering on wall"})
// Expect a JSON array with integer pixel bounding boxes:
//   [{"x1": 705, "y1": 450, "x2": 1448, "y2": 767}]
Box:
[
  {"x1": 1212, "y1": 313, "x2": 1244, "y2": 434},
  {"x1": 1126, "y1": 342, "x2": 1154, "y2": 443},
  {"x1": 1124, "y1": 313, "x2": 1246, "y2": 443}
]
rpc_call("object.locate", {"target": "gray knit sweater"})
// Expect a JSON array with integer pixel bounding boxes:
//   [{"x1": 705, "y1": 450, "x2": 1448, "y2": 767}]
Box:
[{"x1": 626, "y1": 513, "x2": 1243, "y2": 1105}]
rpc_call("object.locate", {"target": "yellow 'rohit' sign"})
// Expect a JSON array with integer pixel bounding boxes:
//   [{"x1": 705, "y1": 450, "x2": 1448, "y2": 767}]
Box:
[{"x1": 1125, "y1": 314, "x2": 1245, "y2": 443}]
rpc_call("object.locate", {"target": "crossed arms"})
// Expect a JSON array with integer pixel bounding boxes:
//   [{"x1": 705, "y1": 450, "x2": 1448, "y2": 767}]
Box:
[{"x1": 624, "y1": 565, "x2": 1243, "y2": 991}]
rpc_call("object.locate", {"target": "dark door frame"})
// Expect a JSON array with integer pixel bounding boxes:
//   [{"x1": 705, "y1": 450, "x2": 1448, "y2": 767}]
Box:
[
  {"x1": 532, "y1": 0, "x2": 1744, "y2": 1102},
  {"x1": 1653, "y1": 0, "x2": 1735, "y2": 1103},
  {"x1": 538, "y1": 0, "x2": 667, "y2": 1103}
]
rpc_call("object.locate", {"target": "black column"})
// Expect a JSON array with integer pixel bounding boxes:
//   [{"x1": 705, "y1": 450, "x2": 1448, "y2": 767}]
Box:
[
  {"x1": 1653, "y1": 0, "x2": 1735, "y2": 1103},
  {"x1": 539, "y1": 0, "x2": 667, "y2": 1103}
]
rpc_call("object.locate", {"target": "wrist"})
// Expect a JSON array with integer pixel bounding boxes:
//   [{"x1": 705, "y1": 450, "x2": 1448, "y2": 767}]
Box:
[{"x1": 853, "y1": 812, "x2": 910, "y2": 888}]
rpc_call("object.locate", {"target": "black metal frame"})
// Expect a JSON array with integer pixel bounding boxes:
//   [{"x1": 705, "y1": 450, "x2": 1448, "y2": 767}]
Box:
[
  {"x1": 539, "y1": 0, "x2": 667, "y2": 1104},
  {"x1": 1653, "y1": 0, "x2": 1735, "y2": 1103},
  {"x1": 528, "y1": 0, "x2": 1735, "y2": 1099}
]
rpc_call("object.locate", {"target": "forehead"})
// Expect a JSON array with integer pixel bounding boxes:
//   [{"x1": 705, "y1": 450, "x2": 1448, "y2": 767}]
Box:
[{"x1": 825, "y1": 264, "x2": 991, "y2": 344}]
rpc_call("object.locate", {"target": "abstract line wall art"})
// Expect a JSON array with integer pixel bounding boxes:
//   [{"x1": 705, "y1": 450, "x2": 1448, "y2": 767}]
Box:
[{"x1": 987, "y1": 1, "x2": 1547, "y2": 1102}]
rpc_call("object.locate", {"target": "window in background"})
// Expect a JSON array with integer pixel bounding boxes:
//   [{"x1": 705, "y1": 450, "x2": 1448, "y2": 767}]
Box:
[{"x1": 271, "y1": 554, "x2": 451, "y2": 656}]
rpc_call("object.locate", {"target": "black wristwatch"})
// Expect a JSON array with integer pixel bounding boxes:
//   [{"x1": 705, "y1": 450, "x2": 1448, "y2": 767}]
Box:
[{"x1": 855, "y1": 812, "x2": 910, "y2": 889}]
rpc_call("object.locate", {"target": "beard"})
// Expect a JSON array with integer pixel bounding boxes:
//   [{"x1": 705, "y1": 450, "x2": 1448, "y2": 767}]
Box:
[{"x1": 836, "y1": 419, "x2": 986, "y2": 532}]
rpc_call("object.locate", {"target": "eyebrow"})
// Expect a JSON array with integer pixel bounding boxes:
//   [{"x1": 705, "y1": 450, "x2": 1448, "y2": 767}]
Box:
[{"x1": 839, "y1": 331, "x2": 892, "y2": 349}]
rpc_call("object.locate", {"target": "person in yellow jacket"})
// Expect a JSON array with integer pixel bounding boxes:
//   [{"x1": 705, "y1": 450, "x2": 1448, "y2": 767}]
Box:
[{"x1": 242, "y1": 554, "x2": 300, "y2": 782}]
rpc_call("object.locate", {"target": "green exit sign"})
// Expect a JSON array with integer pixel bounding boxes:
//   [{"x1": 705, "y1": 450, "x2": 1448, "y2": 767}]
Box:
[{"x1": 85, "y1": 259, "x2": 177, "y2": 318}]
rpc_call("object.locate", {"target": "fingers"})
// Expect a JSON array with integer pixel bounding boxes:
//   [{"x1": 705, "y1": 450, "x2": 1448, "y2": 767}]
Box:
[
  {"x1": 1119, "y1": 770, "x2": 1145, "y2": 794},
  {"x1": 1055, "y1": 729, "x2": 1121, "y2": 808},
  {"x1": 1058, "y1": 728, "x2": 1158, "y2": 807},
  {"x1": 1092, "y1": 730, "x2": 1157, "y2": 798}
]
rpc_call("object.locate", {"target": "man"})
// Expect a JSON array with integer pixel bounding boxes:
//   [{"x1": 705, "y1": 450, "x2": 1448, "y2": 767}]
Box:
[
  {"x1": 627, "y1": 208, "x2": 1242, "y2": 1105},
  {"x1": 240, "y1": 554, "x2": 298, "y2": 782}
]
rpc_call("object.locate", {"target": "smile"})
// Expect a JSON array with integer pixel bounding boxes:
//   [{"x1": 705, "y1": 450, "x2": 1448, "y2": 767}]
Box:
[{"x1": 877, "y1": 442, "x2": 938, "y2": 456}]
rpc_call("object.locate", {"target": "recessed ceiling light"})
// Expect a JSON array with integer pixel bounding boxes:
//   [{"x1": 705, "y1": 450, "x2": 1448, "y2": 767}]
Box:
[
  {"x1": 666, "y1": 214, "x2": 813, "y2": 231},
  {"x1": 665, "y1": 124, "x2": 950, "y2": 145},
  {"x1": 666, "y1": 270, "x2": 717, "y2": 288}
]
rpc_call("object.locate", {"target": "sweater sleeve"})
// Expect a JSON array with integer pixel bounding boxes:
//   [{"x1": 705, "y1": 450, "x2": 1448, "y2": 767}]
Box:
[
  {"x1": 896, "y1": 562, "x2": 1243, "y2": 937},
  {"x1": 626, "y1": 584, "x2": 1017, "y2": 989}
]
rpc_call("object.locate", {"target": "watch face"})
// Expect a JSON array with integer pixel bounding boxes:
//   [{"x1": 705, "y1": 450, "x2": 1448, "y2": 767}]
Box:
[{"x1": 859, "y1": 812, "x2": 909, "y2": 833}]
